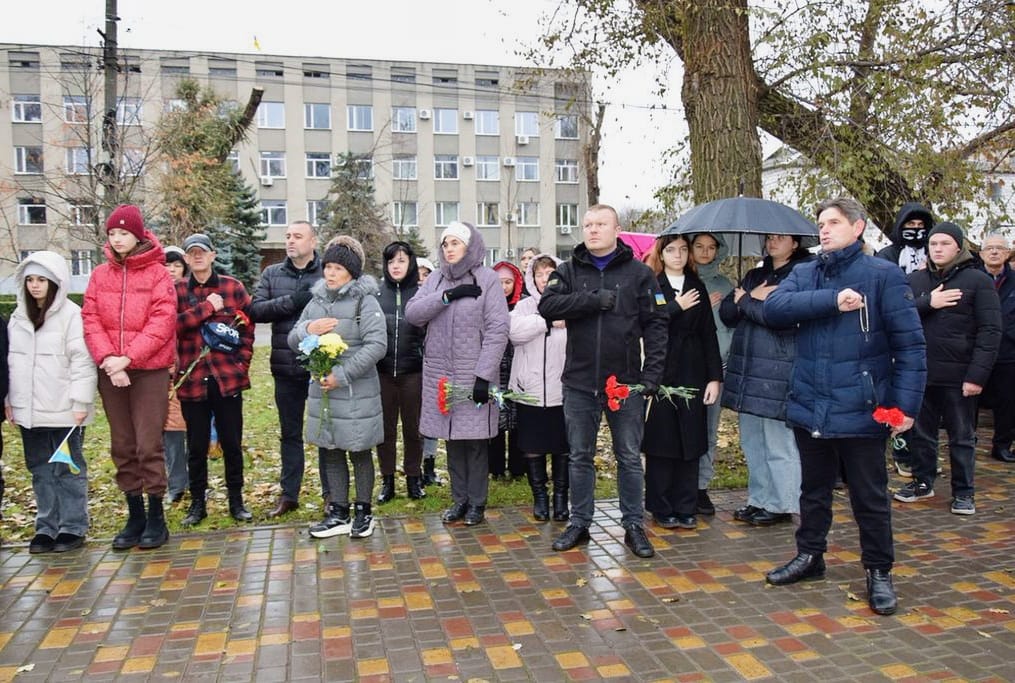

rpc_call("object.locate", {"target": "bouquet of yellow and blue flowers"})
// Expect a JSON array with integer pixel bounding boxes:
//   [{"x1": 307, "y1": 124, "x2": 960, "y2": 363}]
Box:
[{"x1": 298, "y1": 332, "x2": 349, "y2": 436}]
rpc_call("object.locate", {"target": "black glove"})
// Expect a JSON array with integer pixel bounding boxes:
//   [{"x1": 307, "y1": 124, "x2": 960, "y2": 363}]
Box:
[
  {"x1": 597, "y1": 289, "x2": 617, "y2": 311},
  {"x1": 471, "y1": 377, "x2": 490, "y2": 404},
  {"x1": 443, "y1": 284, "x2": 483, "y2": 303},
  {"x1": 291, "y1": 290, "x2": 312, "y2": 310},
  {"x1": 640, "y1": 381, "x2": 659, "y2": 398}
]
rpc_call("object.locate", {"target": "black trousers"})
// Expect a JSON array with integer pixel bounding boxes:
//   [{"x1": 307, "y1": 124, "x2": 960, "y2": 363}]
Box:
[
  {"x1": 182, "y1": 382, "x2": 245, "y2": 495},
  {"x1": 488, "y1": 429, "x2": 524, "y2": 477},
  {"x1": 645, "y1": 455, "x2": 698, "y2": 518},
  {"x1": 910, "y1": 385, "x2": 977, "y2": 497},
  {"x1": 793, "y1": 429, "x2": 893, "y2": 571},
  {"x1": 983, "y1": 362, "x2": 1015, "y2": 452}
]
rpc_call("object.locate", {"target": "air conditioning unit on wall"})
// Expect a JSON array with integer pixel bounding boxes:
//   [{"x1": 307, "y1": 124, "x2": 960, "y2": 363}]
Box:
[
  {"x1": 559, "y1": 225, "x2": 573, "y2": 235},
  {"x1": 260, "y1": 176, "x2": 274, "y2": 187},
  {"x1": 502, "y1": 157, "x2": 516, "y2": 167},
  {"x1": 418, "y1": 109, "x2": 432, "y2": 120},
  {"x1": 516, "y1": 135, "x2": 530, "y2": 145},
  {"x1": 463, "y1": 110, "x2": 475, "y2": 120},
  {"x1": 504, "y1": 248, "x2": 516, "y2": 258},
  {"x1": 462, "y1": 156, "x2": 475, "y2": 167}
]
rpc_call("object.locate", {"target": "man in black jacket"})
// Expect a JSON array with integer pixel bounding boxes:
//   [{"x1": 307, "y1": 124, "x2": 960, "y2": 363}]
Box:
[
  {"x1": 978, "y1": 232, "x2": 1015, "y2": 463},
  {"x1": 538, "y1": 204, "x2": 669, "y2": 558},
  {"x1": 895, "y1": 222, "x2": 1001, "y2": 515},
  {"x1": 250, "y1": 220, "x2": 323, "y2": 517}
]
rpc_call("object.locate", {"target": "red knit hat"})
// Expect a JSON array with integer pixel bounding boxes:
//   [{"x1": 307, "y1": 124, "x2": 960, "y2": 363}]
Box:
[{"x1": 106, "y1": 204, "x2": 145, "y2": 241}]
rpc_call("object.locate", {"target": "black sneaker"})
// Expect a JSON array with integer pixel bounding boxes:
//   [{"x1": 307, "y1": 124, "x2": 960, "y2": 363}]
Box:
[
  {"x1": 894, "y1": 480, "x2": 934, "y2": 503},
  {"x1": 950, "y1": 496, "x2": 975, "y2": 515},
  {"x1": 52, "y1": 533, "x2": 85, "y2": 552},
  {"x1": 552, "y1": 524, "x2": 590, "y2": 551},
  {"x1": 624, "y1": 525, "x2": 655, "y2": 558},
  {"x1": 309, "y1": 504, "x2": 351, "y2": 538},
  {"x1": 350, "y1": 502, "x2": 375, "y2": 538},
  {"x1": 29, "y1": 534, "x2": 55, "y2": 554}
]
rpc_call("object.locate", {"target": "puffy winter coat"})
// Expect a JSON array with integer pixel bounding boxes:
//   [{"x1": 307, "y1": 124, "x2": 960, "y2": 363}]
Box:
[
  {"x1": 692, "y1": 232, "x2": 735, "y2": 362},
  {"x1": 7, "y1": 251, "x2": 97, "y2": 429},
  {"x1": 909, "y1": 252, "x2": 1000, "y2": 387},
  {"x1": 82, "y1": 233, "x2": 177, "y2": 370},
  {"x1": 764, "y1": 241, "x2": 927, "y2": 438},
  {"x1": 288, "y1": 275, "x2": 386, "y2": 451},
  {"x1": 405, "y1": 223, "x2": 509, "y2": 440},
  {"x1": 376, "y1": 252, "x2": 425, "y2": 376},
  {"x1": 250, "y1": 252, "x2": 323, "y2": 378},
  {"x1": 720, "y1": 251, "x2": 813, "y2": 419},
  {"x1": 509, "y1": 254, "x2": 567, "y2": 407},
  {"x1": 980, "y1": 262, "x2": 1015, "y2": 366},
  {"x1": 538, "y1": 239, "x2": 668, "y2": 393}
]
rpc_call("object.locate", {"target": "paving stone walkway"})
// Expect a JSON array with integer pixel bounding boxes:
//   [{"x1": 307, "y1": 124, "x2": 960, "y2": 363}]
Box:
[{"x1": 1, "y1": 454, "x2": 1014, "y2": 682}]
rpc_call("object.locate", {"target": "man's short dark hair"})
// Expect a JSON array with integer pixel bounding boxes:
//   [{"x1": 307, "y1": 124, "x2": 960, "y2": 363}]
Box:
[{"x1": 816, "y1": 197, "x2": 867, "y2": 225}]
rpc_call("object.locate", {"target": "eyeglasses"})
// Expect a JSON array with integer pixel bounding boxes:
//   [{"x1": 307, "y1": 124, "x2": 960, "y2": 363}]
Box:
[{"x1": 983, "y1": 246, "x2": 1009, "y2": 252}]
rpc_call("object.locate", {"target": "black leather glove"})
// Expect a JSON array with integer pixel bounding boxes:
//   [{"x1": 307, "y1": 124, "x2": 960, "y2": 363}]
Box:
[
  {"x1": 597, "y1": 289, "x2": 617, "y2": 311},
  {"x1": 443, "y1": 284, "x2": 483, "y2": 303},
  {"x1": 640, "y1": 381, "x2": 659, "y2": 398},
  {"x1": 471, "y1": 377, "x2": 490, "y2": 404},
  {"x1": 291, "y1": 290, "x2": 312, "y2": 310}
]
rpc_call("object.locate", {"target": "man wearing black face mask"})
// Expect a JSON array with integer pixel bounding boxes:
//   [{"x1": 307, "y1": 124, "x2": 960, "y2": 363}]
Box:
[{"x1": 876, "y1": 202, "x2": 934, "y2": 477}]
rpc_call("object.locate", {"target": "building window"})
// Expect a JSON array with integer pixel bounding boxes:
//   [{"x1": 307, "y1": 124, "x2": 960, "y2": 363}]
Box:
[
  {"x1": 515, "y1": 111, "x2": 539, "y2": 137},
  {"x1": 20, "y1": 250, "x2": 39, "y2": 261},
  {"x1": 556, "y1": 114, "x2": 579, "y2": 139},
  {"x1": 516, "y1": 156, "x2": 539, "y2": 181},
  {"x1": 256, "y1": 61, "x2": 285, "y2": 78},
  {"x1": 556, "y1": 159, "x2": 579, "y2": 184},
  {"x1": 71, "y1": 203, "x2": 96, "y2": 225},
  {"x1": 475, "y1": 156, "x2": 500, "y2": 181},
  {"x1": 434, "y1": 108, "x2": 458, "y2": 134},
  {"x1": 475, "y1": 75, "x2": 500, "y2": 88},
  {"x1": 66, "y1": 147, "x2": 91, "y2": 175},
  {"x1": 517, "y1": 202, "x2": 540, "y2": 226},
  {"x1": 392, "y1": 106, "x2": 417, "y2": 133},
  {"x1": 122, "y1": 149, "x2": 144, "y2": 176},
  {"x1": 18, "y1": 198, "x2": 46, "y2": 225},
  {"x1": 257, "y1": 102, "x2": 285, "y2": 128},
  {"x1": 71, "y1": 250, "x2": 93, "y2": 276},
  {"x1": 14, "y1": 146, "x2": 43, "y2": 174},
  {"x1": 303, "y1": 63, "x2": 330, "y2": 79},
  {"x1": 557, "y1": 203, "x2": 579, "y2": 228},
  {"x1": 304, "y1": 103, "x2": 331, "y2": 129},
  {"x1": 306, "y1": 152, "x2": 331, "y2": 178},
  {"x1": 260, "y1": 151, "x2": 286, "y2": 178},
  {"x1": 261, "y1": 200, "x2": 288, "y2": 226},
  {"x1": 392, "y1": 155, "x2": 417, "y2": 180},
  {"x1": 347, "y1": 105, "x2": 373, "y2": 131},
  {"x1": 477, "y1": 203, "x2": 500, "y2": 227},
  {"x1": 434, "y1": 155, "x2": 459, "y2": 180},
  {"x1": 474, "y1": 110, "x2": 499, "y2": 136},
  {"x1": 307, "y1": 200, "x2": 328, "y2": 227},
  {"x1": 226, "y1": 150, "x2": 239, "y2": 173},
  {"x1": 435, "y1": 202, "x2": 460, "y2": 227},
  {"x1": 209, "y1": 62, "x2": 237, "y2": 77},
  {"x1": 64, "y1": 96, "x2": 89, "y2": 123},
  {"x1": 353, "y1": 157, "x2": 373, "y2": 180},
  {"x1": 116, "y1": 97, "x2": 143, "y2": 125},
  {"x1": 433, "y1": 71, "x2": 458, "y2": 86},
  {"x1": 391, "y1": 68, "x2": 416, "y2": 83},
  {"x1": 9, "y1": 51, "x2": 40, "y2": 70},
  {"x1": 12, "y1": 94, "x2": 41, "y2": 123},
  {"x1": 393, "y1": 201, "x2": 418, "y2": 227}
]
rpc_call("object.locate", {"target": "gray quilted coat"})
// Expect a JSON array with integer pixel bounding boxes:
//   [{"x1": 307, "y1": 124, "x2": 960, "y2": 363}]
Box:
[
  {"x1": 405, "y1": 224, "x2": 509, "y2": 440},
  {"x1": 288, "y1": 275, "x2": 386, "y2": 450}
]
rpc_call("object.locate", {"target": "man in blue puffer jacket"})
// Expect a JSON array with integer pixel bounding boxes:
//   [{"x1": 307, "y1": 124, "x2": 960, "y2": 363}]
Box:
[{"x1": 763, "y1": 197, "x2": 927, "y2": 616}]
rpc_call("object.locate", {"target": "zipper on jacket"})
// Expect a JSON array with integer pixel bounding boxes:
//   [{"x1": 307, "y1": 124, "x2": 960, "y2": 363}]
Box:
[
  {"x1": 119, "y1": 263, "x2": 127, "y2": 353},
  {"x1": 593, "y1": 271, "x2": 605, "y2": 394},
  {"x1": 393, "y1": 284, "x2": 401, "y2": 378}
]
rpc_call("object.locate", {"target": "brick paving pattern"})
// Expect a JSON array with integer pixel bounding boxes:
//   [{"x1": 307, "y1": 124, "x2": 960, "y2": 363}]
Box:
[{"x1": 1, "y1": 453, "x2": 1013, "y2": 681}]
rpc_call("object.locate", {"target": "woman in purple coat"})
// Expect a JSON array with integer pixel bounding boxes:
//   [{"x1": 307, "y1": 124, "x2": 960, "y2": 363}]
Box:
[{"x1": 405, "y1": 222, "x2": 509, "y2": 526}]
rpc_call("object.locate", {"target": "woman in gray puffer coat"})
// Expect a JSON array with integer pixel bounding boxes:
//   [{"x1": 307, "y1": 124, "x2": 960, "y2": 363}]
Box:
[
  {"x1": 405, "y1": 222, "x2": 509, "y2": 526},
  {"x1": 289, "y1": 237, "x2": 386, "y2": 540}
]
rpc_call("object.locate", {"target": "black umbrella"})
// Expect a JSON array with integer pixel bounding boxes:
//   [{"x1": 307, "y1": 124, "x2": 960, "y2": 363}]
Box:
[{"x1": 658, "y1": 196, "x2": 819, "y2": 279}]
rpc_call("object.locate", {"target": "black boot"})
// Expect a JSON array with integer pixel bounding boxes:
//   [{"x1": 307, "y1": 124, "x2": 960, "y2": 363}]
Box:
[
  {"x1": 866, "y1": 568, "x2": 898, "y2": 615},
  {"x1": 377, "y1": 474, "x2": 396, "y2": 504},
  {"x1": 551, "y1": 453, "x2": 570, "y2": 522},
  {"x1": 422, "y1": 456, "x2": 442, "y2": 486},
  {"x1": 182, "y1": 496, "x2": 207, "y2": 527},
  {"x1": 139, "y1": 495, "x2": 169, "y2": 550},
  {"x1": 526, "y1": 456, "x2": 549, "y2": 521},
  {"x1": 112, "y1": 493, "x2": 147, "y2": 550},
  {"x1": 765, "y1": 553, "x2": 826, "y2": 585},
  {"x1": 406, "y1": 475, "x2": 426, "y2": 500},
  {"x1": 228, "y1": 490, "x2": 253, "y2": 522}
]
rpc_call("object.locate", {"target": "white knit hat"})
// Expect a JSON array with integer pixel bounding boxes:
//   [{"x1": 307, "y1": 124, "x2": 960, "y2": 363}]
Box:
[
  {"x1": 416, "y1": 257, "x2": 436, "y2": 273},
  {"x1": 440, "y1": 221, "x2": 471, "y2": 246}
]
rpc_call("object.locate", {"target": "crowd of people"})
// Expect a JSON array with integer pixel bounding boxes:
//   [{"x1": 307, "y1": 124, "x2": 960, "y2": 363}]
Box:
[{"x1": 2, "y1": 198, "x2": 1013, "y2": 618}]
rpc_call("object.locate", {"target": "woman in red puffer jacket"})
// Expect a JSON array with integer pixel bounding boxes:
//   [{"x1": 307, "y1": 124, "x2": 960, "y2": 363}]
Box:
[{"x1": 82, "y1": 205, "x2": 178, "y2": 551}]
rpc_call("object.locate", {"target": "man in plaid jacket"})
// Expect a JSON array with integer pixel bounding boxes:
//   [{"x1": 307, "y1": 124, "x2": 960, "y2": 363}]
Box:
[{"x1": 175, "y1": 233, "x2": 255, "y2": 526}]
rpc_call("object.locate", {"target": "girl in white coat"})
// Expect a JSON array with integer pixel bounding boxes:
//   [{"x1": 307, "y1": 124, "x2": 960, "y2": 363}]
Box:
[{"x1": 5, "y1": 251, "x2": 97, "y2": 553}]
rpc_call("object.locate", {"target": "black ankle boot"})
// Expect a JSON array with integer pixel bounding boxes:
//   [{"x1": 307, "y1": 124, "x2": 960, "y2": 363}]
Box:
[
  {"x1": 228, "y1": 491, "x2": 253, "y2": 522},
  {"x1": 866, "y1": 568, "x2": 898, "y2": 615},
  {"x1": 139, "y1": 495, "x2": 169, "y2": 549},
  {"x1": 422, "y1": 456, "x2": 442, "y2": 486},
  {"x1": 112, "y1": 493, "x2": 146, "y2": 550},
  {"x1": 765, "y1": 552, "x2": 826, "y2": 585},
  {"x1": 526, "y1": 456, "x2": 549, "y2": 521},
  {"x1": 182, "y1": 496, "x2": 207, "y2": 527},
  {"x1": 406, "y1": 475, "x2": 426, "y2": 500},
  {"x1": 377, "y1": 474, "x2": 396, "y2": 504},
  {"x1": 551, "y1": 453, "x2": 570, "y2": 522}
]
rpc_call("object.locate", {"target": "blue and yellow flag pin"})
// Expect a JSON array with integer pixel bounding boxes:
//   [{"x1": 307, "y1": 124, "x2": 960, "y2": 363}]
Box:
[{"x1": 654, "y1": 292, "x2": 666, "y2": 306}]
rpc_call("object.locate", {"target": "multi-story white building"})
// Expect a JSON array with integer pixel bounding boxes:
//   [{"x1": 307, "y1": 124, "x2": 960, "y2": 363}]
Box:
[{"x1": 0, "y1": 44, "x2": 590, "y2": 291}]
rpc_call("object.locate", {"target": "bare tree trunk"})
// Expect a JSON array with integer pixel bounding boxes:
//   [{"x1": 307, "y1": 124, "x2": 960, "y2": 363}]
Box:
[
  {"x1": 583, "y1": 102, "x2": 605, "y2": 205},
  {"x1": 100, "y1": 0, "x2": 121, "y2": 208}
]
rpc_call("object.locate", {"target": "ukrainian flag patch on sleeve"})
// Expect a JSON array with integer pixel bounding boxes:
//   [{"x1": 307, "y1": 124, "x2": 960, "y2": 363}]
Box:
[{"x1": 654, "y1": 292, "x2": 666, "y2": 306}]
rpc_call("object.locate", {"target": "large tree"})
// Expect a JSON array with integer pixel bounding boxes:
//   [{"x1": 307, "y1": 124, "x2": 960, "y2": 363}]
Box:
[
  {"x1": 322, "y1": 153, "x2": 395, "y2": 276},
  {"x1": 208, "y1": 173, "x2": 266, "y2": 290},
  {"x1": 533, "y1": 0, "x2": 1015, "y2": 232}
]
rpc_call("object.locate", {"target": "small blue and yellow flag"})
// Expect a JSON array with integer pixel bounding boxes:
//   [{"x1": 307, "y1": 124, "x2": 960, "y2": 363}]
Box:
[
  {"x1": 253, "y1": 35, "x2": 262, "y2": 51},
  {"x1": 49, "y1": 427, "x2": 80, "y2": 475}
]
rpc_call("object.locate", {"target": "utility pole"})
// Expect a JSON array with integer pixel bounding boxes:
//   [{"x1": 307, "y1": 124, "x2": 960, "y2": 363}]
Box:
[{"x1": 98, "y1": 0, "x2": 121, "y2": 208}]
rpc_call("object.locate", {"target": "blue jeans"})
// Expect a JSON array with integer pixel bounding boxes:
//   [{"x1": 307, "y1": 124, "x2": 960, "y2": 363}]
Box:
[
  {"x1": 21, "y1": 426, "x2": 89, "y2": 538},
  {"x1": 163, "y1": 430, "x2": 188, "y2": 497},
  {"x1": 274, "y1": 375, "x2": 310, "y2": 502},
  {"x1": 563, "y1": 386, "x2": 645, "y2": 528},
  {"x1": 740, "y1": 413, "x2": 800, "y2": 514},
  {"x1": 910, "y1": 385, "x2": 977, "y2": 497}
]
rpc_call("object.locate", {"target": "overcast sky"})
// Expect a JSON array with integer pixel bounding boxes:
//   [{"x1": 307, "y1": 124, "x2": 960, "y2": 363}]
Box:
[{"x1": 2, "y1": 0, "x2": 688, "y2": 212}]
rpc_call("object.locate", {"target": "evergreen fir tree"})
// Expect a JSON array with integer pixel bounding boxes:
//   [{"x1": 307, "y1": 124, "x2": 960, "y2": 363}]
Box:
[
  {"x1": 323, "y1": 152, "x2": 394, "y2": 275},
  {"x1": 213, "y1": 173, "x2": 265, "y2": 289}
]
